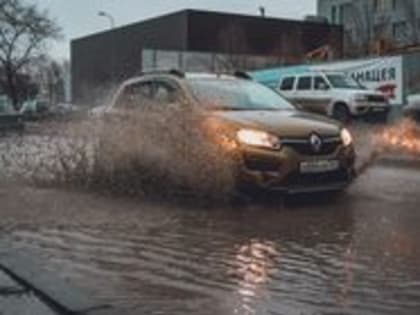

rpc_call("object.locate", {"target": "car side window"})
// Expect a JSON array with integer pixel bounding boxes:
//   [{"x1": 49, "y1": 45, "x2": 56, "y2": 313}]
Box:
[
  {"x1": 280, "y1": 77, "x2": 295, "y2": 91},
  {"x1": 115, "y1": 81, "x2": 154, "y2": 109},
  {"x1": 314, "y1": 76, "x2": 329, "y2": 90},
  {"x1": 153, "y1": 81, "x2": 180, "y2": 105},
  {"x1": 297, "y1": 76, "x2": 312, "y2": 90}
]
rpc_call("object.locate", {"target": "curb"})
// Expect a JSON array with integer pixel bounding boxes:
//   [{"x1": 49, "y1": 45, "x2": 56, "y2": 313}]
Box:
[{"x1": 0, "y1": 248, "x2": 113, "y2": 314}]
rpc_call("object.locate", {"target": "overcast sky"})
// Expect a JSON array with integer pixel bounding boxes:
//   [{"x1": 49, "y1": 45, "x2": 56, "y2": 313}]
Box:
[{"x1": 36, "y1": 0, "x2": 316, "y2": 60}]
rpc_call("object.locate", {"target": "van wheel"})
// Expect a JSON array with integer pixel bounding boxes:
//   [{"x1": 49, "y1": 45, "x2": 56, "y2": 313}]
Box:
[{"x1": 332, "y1": 104, "x2": 351, "y2": 123}]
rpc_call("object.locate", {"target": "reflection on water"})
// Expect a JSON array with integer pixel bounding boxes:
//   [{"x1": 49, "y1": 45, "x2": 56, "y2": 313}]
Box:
[
  {"x1": 233, "y1": 240, "x2": 278, "y2": 315},
  {"x1": 1, "y1": 182, "x2": 420, "y2": 315}
]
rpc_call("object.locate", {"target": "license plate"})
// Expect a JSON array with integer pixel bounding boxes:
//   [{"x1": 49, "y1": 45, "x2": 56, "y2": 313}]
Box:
[{"x1": 300, "y1": 160, "x2": 339, "y2": 174}]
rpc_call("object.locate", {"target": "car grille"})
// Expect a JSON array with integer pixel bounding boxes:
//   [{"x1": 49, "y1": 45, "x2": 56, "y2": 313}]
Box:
[
  {"x1": 285, "y1": 169, "x2": 349, "y2": 187},
  {"x1": 367, "y1": 95, "x2": 386, "y2": 103},
  {"x1": 282, "y1": 138, "x2": 341, "y2": 156}
]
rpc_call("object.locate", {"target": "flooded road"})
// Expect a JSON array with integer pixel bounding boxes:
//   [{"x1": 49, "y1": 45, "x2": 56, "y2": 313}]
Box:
[{"x1": 1, "y1": 163, "x2": 420, "y2": 315}]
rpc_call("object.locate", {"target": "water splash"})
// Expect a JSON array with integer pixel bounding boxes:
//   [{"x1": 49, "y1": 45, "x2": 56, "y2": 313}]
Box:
[
  {"x1": 378, "y1": 119, "x2": 420, "y2": 155},
  {"x1": 353, "y1": 119, "x2": 420, "y2": 177},
  {"x1": 0, "y1": 106, "x2": 238, "y2": 200}
]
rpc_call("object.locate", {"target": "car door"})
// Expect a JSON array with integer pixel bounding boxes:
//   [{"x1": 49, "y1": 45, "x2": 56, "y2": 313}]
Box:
[
  {"x1": 293, "y1": 75, "x2": 314, "y2": 112},
  {"x1": 311, "y1": 75, "x2": 332, "y2": 115},
  {"x1": 113, "y1": 81, "x2": 154, "y2": 111},
  {"x1": 107, "y1": 80, "x2": 155, "y2": 125},
  {"x1": 278, "y1": 76, "x2": 296, "y2": 100}
]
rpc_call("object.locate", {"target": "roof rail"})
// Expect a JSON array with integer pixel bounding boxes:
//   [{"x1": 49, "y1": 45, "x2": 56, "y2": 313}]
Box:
[
  {"x1": 233, "y1": 70, "x2": 253, "y2": 80},
  {"x1": 140, "y1": 68, "x2": 185, "y2": 78}
]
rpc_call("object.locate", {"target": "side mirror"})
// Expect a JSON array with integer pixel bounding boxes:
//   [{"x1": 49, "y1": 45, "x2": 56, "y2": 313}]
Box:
[{"x1": 318, "y1": 83, "x2": 329, "y2": 90}]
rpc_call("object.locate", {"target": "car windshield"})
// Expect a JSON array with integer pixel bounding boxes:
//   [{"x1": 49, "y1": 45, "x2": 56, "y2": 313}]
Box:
[
  {"x1": 188, "y1": 79, "x2": 295, "y2": 111},
  {"x1": 326, "y1": 74, "x2": 365, "y2": 89}
]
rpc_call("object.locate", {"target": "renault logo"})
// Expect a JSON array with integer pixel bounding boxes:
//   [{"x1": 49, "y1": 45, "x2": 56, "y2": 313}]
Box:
[{"x1": 309, "y1": 133, "x2": 322, "y2": 153}]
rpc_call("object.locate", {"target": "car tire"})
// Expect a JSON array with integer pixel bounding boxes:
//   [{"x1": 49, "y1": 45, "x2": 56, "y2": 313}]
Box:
[{"x1": 332, "y1": 103, "x2": 351, "y2": 123}]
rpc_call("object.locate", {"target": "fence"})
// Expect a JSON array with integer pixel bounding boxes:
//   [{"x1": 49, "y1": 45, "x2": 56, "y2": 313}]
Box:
[{"x1": 141, "y1": 49, "x2": 282, "y2": 73}]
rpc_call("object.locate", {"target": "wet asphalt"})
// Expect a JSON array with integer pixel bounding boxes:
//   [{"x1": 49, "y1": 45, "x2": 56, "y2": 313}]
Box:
[{"x1": 1, "y1": 160, "x2": 420, "y2": 315}]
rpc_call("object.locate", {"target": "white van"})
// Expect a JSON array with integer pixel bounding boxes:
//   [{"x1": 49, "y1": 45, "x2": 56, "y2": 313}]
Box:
[{"x1": 278, "y1": 71, "x2": 390, "y2": 122}]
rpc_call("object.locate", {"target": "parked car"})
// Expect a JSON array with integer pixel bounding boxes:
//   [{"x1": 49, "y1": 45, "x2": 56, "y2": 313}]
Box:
[
  {"x1": 100, "y1": 70, "x2": 356, "y2": 194},
  {"x1": 277, "y1": 71, "x2": 390, "y2": 123},
  {"x1": 0, "y1": 95, "x2": 24, "y2": 134},
  {"x1": 20, "y1": 99, "x2": 50, "y2": 121},
  {"x1": 48, "y1": 103, "x2": 81, "y2": 120}
]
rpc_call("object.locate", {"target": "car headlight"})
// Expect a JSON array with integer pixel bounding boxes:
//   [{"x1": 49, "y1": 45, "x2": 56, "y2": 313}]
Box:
[
  {"x1": 354, "y1": 94, "x2": 367, "y2": 102},
  {"x1": 236, "y1": 129, "x2": 281, "y2": 150},
  {"x1": 341, "y1": 128, "x2": 353, "y2": 146}
]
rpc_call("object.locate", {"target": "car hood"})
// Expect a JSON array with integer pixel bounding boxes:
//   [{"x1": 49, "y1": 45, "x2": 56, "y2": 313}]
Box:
[{"x1": 211, "y1": 109, "x2": 341, "y2": 138}]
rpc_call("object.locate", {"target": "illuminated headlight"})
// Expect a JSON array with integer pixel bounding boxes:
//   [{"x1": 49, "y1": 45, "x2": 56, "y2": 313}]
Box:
[
  {"x1": 354, "y1": 94, "x2": 368, "y2": 102},
  {"x1": 341, "y1": 128, "x2": 353, "y2": 147},
  {"x1": 237, "y1": 129, "x2": 281, "y2": 150}
]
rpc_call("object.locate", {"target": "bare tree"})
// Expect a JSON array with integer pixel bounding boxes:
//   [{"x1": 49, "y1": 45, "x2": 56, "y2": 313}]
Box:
[
  {"x1": 400, "y1": 0, "x2": 418, "y2": 45},
  {"x1": 0, "y1": 0, "x2": 61, "y2": 108},
  {"x1": 342, "y1": 1, "x2": 394, "y2": 57},
  {"x1": 342, "y1": 2, "x2": 373, "y2": 56},
  {"x1": 29, "y1": 55, "x2": 66, "y2": 105}
]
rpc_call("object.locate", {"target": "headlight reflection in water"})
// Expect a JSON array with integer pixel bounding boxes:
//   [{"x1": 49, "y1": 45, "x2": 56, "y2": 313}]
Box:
[{"x1": 232, "y1": 239, "x2": 278, "y2": 315}]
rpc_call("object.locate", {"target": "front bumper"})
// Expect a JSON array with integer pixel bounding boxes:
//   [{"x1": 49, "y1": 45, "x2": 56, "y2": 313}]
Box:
[
  {"x1": 237, "y1": 142, "x2": 355, "y2": 194},
  {"x1": 352, "y1": 101, "x2": 391, "y2": 117}
]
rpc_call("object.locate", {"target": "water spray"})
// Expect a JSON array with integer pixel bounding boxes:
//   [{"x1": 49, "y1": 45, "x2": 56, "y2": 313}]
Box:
[{"x1": 353, "y1": 119, "x2": 420, "y2": 178}]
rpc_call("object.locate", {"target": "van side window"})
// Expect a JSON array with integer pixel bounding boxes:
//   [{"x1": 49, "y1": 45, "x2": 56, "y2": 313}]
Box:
[
  {"x1": 314, "y1": 76, "x2": 329, "y2": 90},
  {"x1": 280, "y1": 77, "x2": 295, "y2": 91},
  {"x1": 297, "y1": 76, "x2": 312, "y2": 90}
]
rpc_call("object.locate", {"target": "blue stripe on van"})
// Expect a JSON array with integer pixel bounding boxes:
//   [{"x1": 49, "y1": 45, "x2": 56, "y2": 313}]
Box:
[{"x1": 250, "y1": 65, "x2": 311, "y2": 88}]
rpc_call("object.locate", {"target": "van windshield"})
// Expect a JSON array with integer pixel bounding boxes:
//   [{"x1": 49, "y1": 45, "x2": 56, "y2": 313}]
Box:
[
  {"x1": 326, "y1": 74, "x2": 365, "y2": 89},
  {"x1": 188, "y1": 79, "x2": 295, "y2": 111}
]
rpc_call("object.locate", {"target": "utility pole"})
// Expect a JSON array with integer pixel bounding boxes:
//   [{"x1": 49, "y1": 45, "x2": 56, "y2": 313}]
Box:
[{"x1": 259, "y1": 6, "x2": 266, "y2": 17}]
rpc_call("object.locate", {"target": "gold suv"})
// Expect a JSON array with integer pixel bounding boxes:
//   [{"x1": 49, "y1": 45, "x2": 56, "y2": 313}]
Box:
[{"x1": 106, "y1": 70, "x2": 356, "y2": 194}]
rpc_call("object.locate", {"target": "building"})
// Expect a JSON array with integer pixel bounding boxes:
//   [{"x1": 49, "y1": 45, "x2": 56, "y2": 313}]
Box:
[
  {"x1": 318, "y1": 0, "x2": 420, "y2": 56},
  {"x1": 71, "y1": 9, "x2": 343, "y2": 104}
]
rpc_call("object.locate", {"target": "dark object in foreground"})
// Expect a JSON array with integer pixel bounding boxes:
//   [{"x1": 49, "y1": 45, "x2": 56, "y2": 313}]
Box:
[
  {"x1": 0, "y1": 114, "x2": 24, "y2": 135},
  {"x1": 404, "y1": 102, "x2": 420, "y2": 122},
  {"x1": 0, "y1": 97, "x2": 25, "y2": 135},
  {"x1": 20, "y1": 99, "x2": 50, "y2": 121}
]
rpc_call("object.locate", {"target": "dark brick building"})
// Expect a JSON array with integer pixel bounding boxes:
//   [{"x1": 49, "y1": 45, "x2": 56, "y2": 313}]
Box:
[{"x1": 71, "y1": 9, "x2": 343, "y2": 104}]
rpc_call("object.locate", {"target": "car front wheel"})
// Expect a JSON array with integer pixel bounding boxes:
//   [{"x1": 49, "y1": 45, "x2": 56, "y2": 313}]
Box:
[{"x1": 332, "y1": 103, "x2": 351, "y2": 123}]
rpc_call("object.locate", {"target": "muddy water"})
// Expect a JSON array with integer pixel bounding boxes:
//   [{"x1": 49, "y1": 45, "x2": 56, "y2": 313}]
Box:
[
  {"x1": 1, "y1": 121, "x2": 420, "y2": 314},
  {"x1": 2, "y1": 163, "x2": 420, "y2": 315}
]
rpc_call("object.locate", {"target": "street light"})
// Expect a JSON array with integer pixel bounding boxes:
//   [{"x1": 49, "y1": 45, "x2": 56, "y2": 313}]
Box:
[
  {"x1": 98, "y1": 11, "x2": 115, "y2": 29},
  {"x1": 98, "y1": 10, "x2": 116, "y2": 82},
  {"x1": 259, "y1": 6, "x2": 266, "y2": 17}
]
